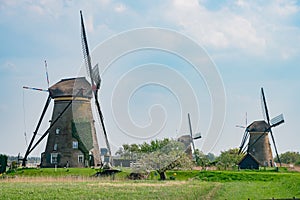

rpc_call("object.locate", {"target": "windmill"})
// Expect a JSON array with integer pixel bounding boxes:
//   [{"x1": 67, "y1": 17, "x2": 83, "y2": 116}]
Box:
[
  {"x1": 22, "y1": 76, "x2": 102, "y2": 168},
  {"x1": 238, "y1": 88, "x2": 284, "y2": 169},
  {"x1": 21, "y1": 12, "x2": 107, "y2": 168}
]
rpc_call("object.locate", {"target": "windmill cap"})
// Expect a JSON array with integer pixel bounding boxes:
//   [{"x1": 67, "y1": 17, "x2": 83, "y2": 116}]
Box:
[
  {"x1": 247, "y1": 120, "x2": 270, "y2": 132},
  {"x1": 49, "y1": 77, "x2": 92, "y2": 99}
]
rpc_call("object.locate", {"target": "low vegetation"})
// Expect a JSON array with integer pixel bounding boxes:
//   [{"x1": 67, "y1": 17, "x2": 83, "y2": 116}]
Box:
[
  {"x1": 1, "y1": 168, "x2": 299, "y2": 199},
  {"x1": 2, "y1": 144, "x2": 300, "y2": 199}
]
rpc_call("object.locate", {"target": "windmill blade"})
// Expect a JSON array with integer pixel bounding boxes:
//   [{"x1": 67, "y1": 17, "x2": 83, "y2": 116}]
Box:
[
  {"x1": 80, "y1": 10, "x2": 94, "y2": 84},
  {"x1": 24, "y1": 132, "x2": 28, "y2": 147},
  {"x1": 271, "y1": 114, "x2": 284, "y2": 128},
  {"x1": 238, "y1": 129, "x2": 249, "y2": 154},
  {"x1": 261, "y1": 88, "x2": 282, "y2": 166},
  {"x1": 269, "y1": 129, "x2": 281, "y2": 166},
  {"x1": 193, "y1": 132, "x2": 202, "y2": 140},
  {"x1": 23, "y1": 86, "x2": 48, "y2": 92},
  {"x1": 92, "y1": 63, "x2": 101, "y2": 89},
  {"x1": 261, "y1": 87, "x2": 271, "y2": 124},
  {"x1": 80, "y1": 11, "x2": 111, "y2": 160},
  {"x1": 188, "y1": 113, "x2": 198, "y2": 162},
  {"x1": 94, "y1": 92, "x2": 112, "y2": 157},
  {"x1": 44, "y1": 60, "x2": 50, "y2": 88}
]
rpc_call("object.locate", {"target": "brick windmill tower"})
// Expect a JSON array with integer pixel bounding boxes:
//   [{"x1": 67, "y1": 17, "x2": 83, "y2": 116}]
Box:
[
  {"x1": 21, "y1": 11, "x2": 110, "y2": 168},
  {"x1": 238, "y1": 88, "x2": 284, "y2": 169},
  {"x1": 243, "y1": 120, "x2": 274, "y2": 167},
  {"x1": 22, "y1": 77, "x2": 102, "y2": 167},
  {"x1": 40, "y1": 77, "x2": 101, "y2": 167}
]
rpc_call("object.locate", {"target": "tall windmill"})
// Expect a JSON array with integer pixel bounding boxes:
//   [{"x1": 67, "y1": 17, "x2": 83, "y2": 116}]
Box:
[
  {"x1": 21, "y1": 12, "x2": 107, "y2": 168},
  {"x1": 177, "y1": 114, "x2": 202, "y2": 161},
  {"x1": 22, "y1": 76, "x2": 102, "y2": 168},
  {"x1": 238, "y1": 88, "x2": 284, "y2": 169}
]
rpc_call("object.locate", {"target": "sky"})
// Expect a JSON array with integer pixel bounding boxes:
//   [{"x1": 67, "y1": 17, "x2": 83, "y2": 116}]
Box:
[{"x1": 0, "y1": 0, "x2": 299, "y2": 157}]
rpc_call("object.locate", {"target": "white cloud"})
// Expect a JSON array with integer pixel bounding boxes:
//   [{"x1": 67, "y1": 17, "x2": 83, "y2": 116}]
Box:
[
  {"x1": 235, "y1": 0, "x2": 249, "y2": 8},
  {"x1": 164, "y1": 0, "x2": 266, "y2": 53},
  {"x1": 161, "y1": 0, "x2": 300, "y2": 60},
  {"x1": 28, "y1": 4, "x2": 45, "y2": 15},
  {"x1": 114, "y1": 3, "x2": 127, "y2": 13},
  {"x1": 270, "y1": 0, "x2": 299, "y2": 17}
]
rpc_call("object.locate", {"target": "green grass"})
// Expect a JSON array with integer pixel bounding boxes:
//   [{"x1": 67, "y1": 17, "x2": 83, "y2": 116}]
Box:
[
  {"x1": 215, "y1": 177, "x2": 300, "y2": 199},
  {"x1": 0, "y1": 179, "x2": 215, "y2": 200},
  {"x1": 5, "y1": 167, "x2": 97, "y2": 177},
  {"x1": 1, "y1": 168, "x2": 300, "y2": 199},
  {"x1": 4, "y1": 167, "x2": 130, "y2": 179}
]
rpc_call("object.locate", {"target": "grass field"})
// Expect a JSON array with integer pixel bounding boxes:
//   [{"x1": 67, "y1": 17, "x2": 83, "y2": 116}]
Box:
[{"x1": 1, "y1": 168, "x2": 299, "y2": 200}]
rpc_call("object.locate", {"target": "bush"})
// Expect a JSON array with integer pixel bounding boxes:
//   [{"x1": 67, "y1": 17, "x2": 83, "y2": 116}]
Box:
[
  {"x1": 275, "y1": 151, "x2": 300, "y2": 164},
  {"x1": 0, "y1": 154, "x2": 8, "y2": 174}
]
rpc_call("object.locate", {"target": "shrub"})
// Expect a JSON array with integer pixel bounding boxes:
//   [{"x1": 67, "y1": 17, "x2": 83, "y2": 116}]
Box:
[{"x1": 0, "y1": 154, "x2": 8, "y2": 174}]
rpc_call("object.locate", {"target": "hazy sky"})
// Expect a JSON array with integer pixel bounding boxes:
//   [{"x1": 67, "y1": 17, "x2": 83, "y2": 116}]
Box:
[{"x1": 0, "y1": 0, "x2": 299, "y2": 157}]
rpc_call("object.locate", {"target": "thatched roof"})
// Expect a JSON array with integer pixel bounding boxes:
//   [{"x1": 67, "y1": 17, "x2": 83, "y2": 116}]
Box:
[
  {"x1": 247, "y1": 120, "x2": 270, "y2": 132},
  {"x1": 49, "y1": 77, "x2": 92, "y2": 98}
]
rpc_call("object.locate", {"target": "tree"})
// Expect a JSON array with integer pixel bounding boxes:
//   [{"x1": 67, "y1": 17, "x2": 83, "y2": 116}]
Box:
[
  {"x1": 116, "y1": 138, "x2": 173, "y2": 159},
  {"x1": 275, "y1": 151, "x2": 300, "y2": 164},
  {"x1": 115, "y1": 147, "x2": 124, "y2": 157},
  {"x1": 207, "y1": 153, "x2": 216, "y2": 162},
  {"x1": 133, "y1": 140, "x2": 193, "y2": 180},
  {"x1": 194, "y1": 150, "x2": 210, "y2": 167},
  {"x1": 216, "y1": 148, "x2": 244, "y2": 170},
  {"x1": 0, "y1": 154, "x2": 8, "y2": 174}
]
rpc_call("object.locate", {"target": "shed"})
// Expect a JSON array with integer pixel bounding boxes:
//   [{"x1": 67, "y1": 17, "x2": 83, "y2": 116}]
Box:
[{"x1": 238, "y1": 153, "x2": 260, "y2": 170}]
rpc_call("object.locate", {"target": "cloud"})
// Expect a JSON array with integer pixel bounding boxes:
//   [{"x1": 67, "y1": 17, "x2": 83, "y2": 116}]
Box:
[
  {"x1": 114, "y1": 3, "x2": 127, "y2": 13},
  {"x1": 161, "y1": 0, "x2": 300, "y2": 60},
  {"x1": 270, "y1": 0, "x2": 299, "y2": 17},
  {"x1": 164, "y1": 0, "x2": 265, "y2": 52}
]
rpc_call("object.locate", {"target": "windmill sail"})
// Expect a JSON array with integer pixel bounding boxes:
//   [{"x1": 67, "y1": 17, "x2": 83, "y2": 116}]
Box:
[
  {"x1": 271, "y1": 114, "x2": 284, "y2": 127},
  {"x1": 80, "y1": 11, "x2": 111, "y2": 161},
  {"x1": 261, "y1": 87, "x2": 282, "y2": 166},
  {"x1": 92, "y1": 64, "x2": 101, "y2": 89}
]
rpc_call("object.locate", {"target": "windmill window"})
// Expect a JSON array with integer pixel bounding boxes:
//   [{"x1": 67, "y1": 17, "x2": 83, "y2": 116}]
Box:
[
  {"x1": 78, "y1": 155, "x2": 84, "y2": 163},
  {"x1": 54, "y1": 144, "x2": 57, "y2": 151},
  {"x1": 51, "y1": 153, "x2": 58, "y2": 164},
  {"x1": 73, "y1": 141, "x2": 78, "y2": 149},
  {"x1": 55, "y1": 128, "x2": 60, "y2": 135}
]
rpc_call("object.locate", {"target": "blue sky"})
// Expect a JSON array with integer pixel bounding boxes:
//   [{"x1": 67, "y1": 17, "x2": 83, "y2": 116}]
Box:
[{"x1": 0, "y1": 0, "x2": 299, "y2": 157}]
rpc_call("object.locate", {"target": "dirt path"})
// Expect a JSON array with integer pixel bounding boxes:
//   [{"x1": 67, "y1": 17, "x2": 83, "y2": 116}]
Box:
[{"x1": 203, "y1": 182, "x2": 222, "y2": 200}]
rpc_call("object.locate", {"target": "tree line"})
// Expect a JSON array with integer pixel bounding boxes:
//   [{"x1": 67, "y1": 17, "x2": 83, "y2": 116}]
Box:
[{"x1": 115, "y1": 138, "x2": 300, "y2": 170}]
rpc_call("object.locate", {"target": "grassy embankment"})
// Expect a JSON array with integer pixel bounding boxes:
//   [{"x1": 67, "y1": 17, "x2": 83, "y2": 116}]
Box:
[{"x1": 0, "y1": 168, "x2": 299, "y2": 199}]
